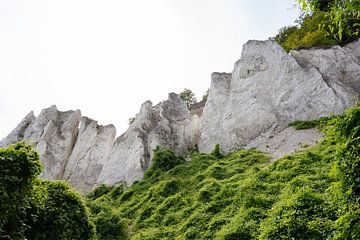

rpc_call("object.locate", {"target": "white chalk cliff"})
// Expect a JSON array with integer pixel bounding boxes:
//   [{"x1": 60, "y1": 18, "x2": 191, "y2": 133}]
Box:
[
  {"x1": 1, "y1": 39, "x2": 359, "y2": 192},
  {"x1": 199, "y1": 39, "x2": 360, "y2": 153}
]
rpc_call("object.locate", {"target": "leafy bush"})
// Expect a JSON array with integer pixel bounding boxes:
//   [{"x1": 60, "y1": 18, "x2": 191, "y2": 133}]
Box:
[
  {"x1": 274, "y1": 12, "x2": 337, "y2": 51},
  {"x1": 210, "y1": 144, "x2": 222, "y2": 159},
  {"x1": 298, "y1": 0, "x2": 360, "y2": 43},
  {"x1": 260, "y1": 189, "x2": 336, "y2": 239},
  {"x1": 0, "y1": 142, "x2": 42, "y2": 239},
  {"x1": 25, "y1": 180, "x2": 95, "y2": 240},
  {"x1": 87, "y1": 183, "x2": 113, "y2": 200},
  {"x1": 288, "y1": 116, "x2": 333, "y2": 129},
  {"x1": 147, "y1": 146, "x2": 185, "y2": 174},
  {"x1": 93, "y1": 210, "x2": 128, "y2": 240},
  {"x1": 0, "y1": 143, "x2": 98, "y2": 240},
  {"x1": 179, "y1": 88, "x2": 197, "y2": 108},
  {"x1": 81, "y1": 104, "x2": 360, "y2": 239},
  {"x1": 333, "y1": 105, "x2": 360, "y2": 201},
  {"x1": 275, "y1": 0, "x2": 360, "y2": 51}
]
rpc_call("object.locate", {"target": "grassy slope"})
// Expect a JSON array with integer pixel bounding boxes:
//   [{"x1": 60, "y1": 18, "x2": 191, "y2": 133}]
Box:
[{"x1": 88, "y1": 106, "x2": 360, "y2": 239}]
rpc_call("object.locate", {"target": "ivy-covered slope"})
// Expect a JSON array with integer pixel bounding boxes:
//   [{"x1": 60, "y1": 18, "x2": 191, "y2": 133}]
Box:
[{"x1": 88, "y1": 105, "x2": 360, "y2": 239}]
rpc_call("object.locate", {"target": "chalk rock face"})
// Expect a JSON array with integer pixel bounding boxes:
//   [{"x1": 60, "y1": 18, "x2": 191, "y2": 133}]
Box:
[
  {"x1": 97, "y1": 93, "x2": 199, "y2": 186},
  {"x1": 63, "y1": 117, "x2": 116, "y2": 192},
  {"x1": 1, "y1": 105, "x2": 81, "y2": 179},
  {"x1": 199, "y1": 40, "x2": 360, "y2": 153},
  {"x1": 1, "y1": 95, "x2": 198, "y2": 190},
  {"x1": 0, "y1": 111, "x2": 36, "y2": 147},
  {"x1": 245, "y1": 127, "x2": 324, "y2": 160},
  {"x1": 2, "y1": 39, "x2": 360, "y2": 190}
]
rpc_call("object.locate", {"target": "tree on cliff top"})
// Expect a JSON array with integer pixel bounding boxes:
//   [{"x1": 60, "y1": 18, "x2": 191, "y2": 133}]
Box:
[{"x1": 180, "y1": 88, "x2": 197, "y2": 108}]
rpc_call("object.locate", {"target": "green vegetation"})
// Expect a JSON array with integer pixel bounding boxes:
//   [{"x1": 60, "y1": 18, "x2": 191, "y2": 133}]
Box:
[
  {"x1": 273, "y1": 0, "x2": 360, "y2": 51},
  {"x1": 288, "y1": 116, "x2": 333, "y2": 129},
  {"x1": 2, "y1": 1, "x2": 360, "y2": 238},
  {"x1": 24, "y1": 180, "x2": 95, "y2": 240},
  {"x1": 86, "y1": 104, "x2": 360, "y2": 239},
  {"x1": 0, "y1": 142, "x2": 95, "y2": 240},
  {"x1": 144, "y1": 146, "x2": 186, "y2": 179},
  {"x1": 0, "y1": 142, "x2": 42, "y2": 239},
  {"x1": 3, "y1": 103, "x2": 360, "y2": 240},
  {"x1": 179, "y1": 88, "x2": 197, "y2": 108}
]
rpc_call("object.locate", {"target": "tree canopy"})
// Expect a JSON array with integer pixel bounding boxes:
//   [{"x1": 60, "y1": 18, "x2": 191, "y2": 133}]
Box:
[
  {"x1": 179, "y1": 88, "x2": 197, "y2": 108},
  {"x1": 0, "y1": 142, "x2": 95, "y2": 240}
]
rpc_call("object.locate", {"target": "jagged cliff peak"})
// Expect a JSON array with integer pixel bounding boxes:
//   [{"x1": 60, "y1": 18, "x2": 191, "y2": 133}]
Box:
[
  {"x1": 199, "y1": 39, "x2": 360, "y2": 153},
  {"x1": 1, "y1": 39, "x2": 359, "y2": 192}
]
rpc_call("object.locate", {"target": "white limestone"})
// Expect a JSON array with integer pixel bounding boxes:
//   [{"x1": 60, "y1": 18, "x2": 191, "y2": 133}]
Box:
[
  {"x1": 97, "y1": 93, "x2": 199, "y2": 186},
  {"x1": 64, "y1": 117, "x2": 116, "y2": 192},
  {"x1": 1, "y1": 39, "x2": 359, "y2": 191},
  {"x1": 245, "y1": 127, "x2": 324, "y2": 160},
  {"x1": 199, "y1": 40, "x2": 359, "y2": 153}
]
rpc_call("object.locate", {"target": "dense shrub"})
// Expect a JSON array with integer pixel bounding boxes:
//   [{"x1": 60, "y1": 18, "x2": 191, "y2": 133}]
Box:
[
  {"x1": 0, "y1": 142, "x2": 42, "y2": 239},
  {"x1": 145, "y1": 146, "x2": 185, "y2": 178},
  {"x1": 274, "y1": 12, "x2": 336, "y2": 51},
  {"x1": 84, "y1": 104, "x2": 360, "y2": 239},
  {"x1": 260, "y1": 189, "x2": 336, "y2": 239},
  {"x1": 274, "y1": 0, "x2": 360, "y2": 51},
  {"x1": 24, "y1": 180, "x2": 95, "y2": 240},
  {"x1": 289, "y1": 116, "x2": 333, "y2": 129},
  {"x1": 93, "y1": 210, "x2": 128, "y2": 240},
  {"x1": 0, "y1": 143, "x2": 97, "y2": 240},
  {"x1": 298, "y1": 0, "x2": 360, "y2": 43},
  {"x1": 210, "y1": 144, "x2": 222, "y2": 159},
  {"x1": 87, "y1": 183, "x2": 114, "y2": 200}
]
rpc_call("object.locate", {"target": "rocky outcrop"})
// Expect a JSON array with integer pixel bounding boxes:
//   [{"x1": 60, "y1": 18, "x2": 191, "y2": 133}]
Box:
[
  {"x1": 1, "y1": 39, "x2": 359, "y2": 191},
  {"x1": 199, "y1": 39, "x2": 360, "y2": 153},
  {"x1": 245, "y1": 127, "x2": 324, "y2": 160},
  {"x1": 1, "y1": 105, "x2": 82, "y2": 180},
  {"x1": 0, "y1": 94, "x2": 198, "y2": 191},
  {"x1": 63, "y1": 117, "x2": 116, "y2": 192},
  {"x1": 97, "y1": 93, "x2": 199, "y2": 186}
]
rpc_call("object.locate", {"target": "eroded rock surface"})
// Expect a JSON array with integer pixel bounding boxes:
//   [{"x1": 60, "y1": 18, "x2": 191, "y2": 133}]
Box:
[
  {"x1": 1, "y1": 94, "x2": 198, "y2": 190},
  {"x1": 64, "y1": 117, "x2": 116, "y2": 192},
  {"x1": 1, "y1": 39, "x2": 359, "y2": 191},
  {"x1": 245, "y1": 127, "x2": 324, "y2": 160},
  {"x1": 1, "y1": 105, "x2": 81, "y2": 180},
  {"x1": 199, "y1": 40, "x2": 360, "y2": 153},
  {"x1": 97, "y1": 93, "x2": 199, "y2": 186}
]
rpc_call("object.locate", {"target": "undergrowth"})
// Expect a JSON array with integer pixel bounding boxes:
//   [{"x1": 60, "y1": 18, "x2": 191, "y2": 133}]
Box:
[
  {"x1": 88, "y1": 105, "x2": 360, "y2": 239},
  {"x1": 288, "y1": 116, "x2": 334, "y2": 129}
]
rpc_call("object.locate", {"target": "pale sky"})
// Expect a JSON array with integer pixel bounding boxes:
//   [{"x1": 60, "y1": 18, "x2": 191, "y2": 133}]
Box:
[{"x1": 0, "y1": 0, "x2": 299, "y2": 138}]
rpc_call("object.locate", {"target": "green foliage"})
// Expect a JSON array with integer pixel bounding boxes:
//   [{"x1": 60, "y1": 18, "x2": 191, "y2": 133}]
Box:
[
  {"x1": 0, "y1": 142, "x2": 98, "y2": 240},
  {"x1": 333, "y1": 104, "x2": 360, "y2": 202},
  {"x1": 274, "y1": 0, "x2": 359, "y2": 51},
  {"x1": 297, "y1": 0, "x2": 336, "y2": 12},
  {"x1": 179, "y1": 88, "x2": 197, "y2": 108},
  {"x1": 275, "y1": 12, "x2": 337, "y2": 51},
  {"x1": 85, "y1": 104, "x2": 360, "y2": 239},
  {"x1": 24, "y1": 180, "x2": 95, "y2": 240},
  {"x1": 272, "y1": 25, "x2": 298, "y2": 46},
  {"x1": 210, "y1": 144, "x2": 222, "y2": 159},
  {"x1": 87, "y1": 183, "x2": 114, "y2": 200},
  {"x1": 297, "y1": 0, "x2": 360, "y2": 42},
  {"x1": 146, "y1": 146, "x2": 185, "y2": 176},
  {"x1": 0, "y1": 142, "x2": 42, "y2": 239},
  {"x1": 93, "y1": 209, "x2": 128, "y2": 240},
  {"x1": 289, "y1": 116, "x2": 333, "y2": 129},
  {"x1": 260, "y1": 188, "x2": 336, "y2": 239}
]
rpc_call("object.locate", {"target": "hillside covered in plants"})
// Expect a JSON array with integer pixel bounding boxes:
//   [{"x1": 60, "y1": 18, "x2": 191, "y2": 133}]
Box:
[
  {"x1": 1, "y1": 0, "x2": 360, "y2": 239},
  {"x1": 86, "y1": 104, "x2": 360, "y2": 239}
]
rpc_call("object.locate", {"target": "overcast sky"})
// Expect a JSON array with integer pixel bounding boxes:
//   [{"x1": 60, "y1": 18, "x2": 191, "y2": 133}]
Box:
[{"x1": 0, "y1": 0, "x2": 299, "y2": 138}]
